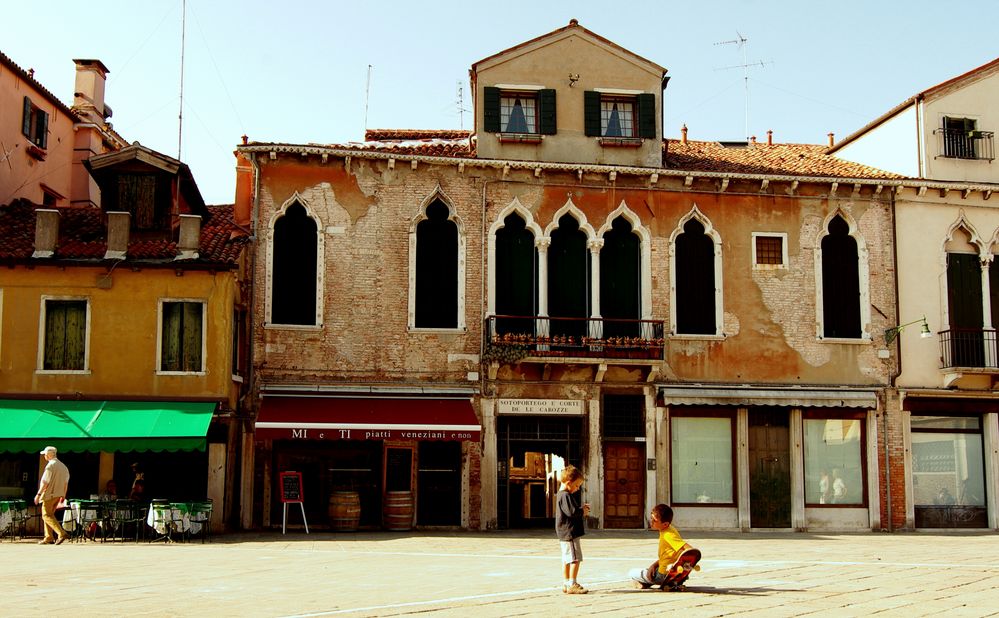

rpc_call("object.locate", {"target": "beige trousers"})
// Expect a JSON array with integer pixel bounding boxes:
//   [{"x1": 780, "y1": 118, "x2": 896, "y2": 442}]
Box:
[{"x1": 41, "y1": 496, "x2": 68, "y2": 541}]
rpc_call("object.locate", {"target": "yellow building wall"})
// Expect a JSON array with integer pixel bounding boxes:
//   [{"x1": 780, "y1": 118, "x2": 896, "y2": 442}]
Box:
[{"x1": 0, "y1": 265, "x2": 239, "y2": 408}]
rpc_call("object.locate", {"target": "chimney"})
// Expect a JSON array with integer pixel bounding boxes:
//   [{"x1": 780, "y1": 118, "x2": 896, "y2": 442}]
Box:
[
  {"x1": 750, "y1": 135, "x2": 757, "y2": 145},
  {"x1": 32, "y1": 209, "x2": 60, "y2": 258},
  {"x1": 680, "y1": 124, "x2": 688, "y2": 145},
  {"x1": 766, "y1": 130, "x2": 773, "y2": 146},
  {"x1": 234, "y1": 138, "x2": 253, "y2": 229},
  {"x1": 72, "y1": 59, "x2": 111, "y2": 123},
  {"x1": 828, "y1": 133, "x2": 835, "y2": 148},
  {"x1": 104, "y1": 211, "x2": 130, "y2": 260},
  {"x1": 176, "y1": 214, "x2": 201, "y2": 261}
]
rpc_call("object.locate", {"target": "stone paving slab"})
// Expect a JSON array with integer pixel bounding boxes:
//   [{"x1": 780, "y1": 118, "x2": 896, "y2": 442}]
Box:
[{"x1": 1, "y1": 530, "x2": 998, "y2": 617}]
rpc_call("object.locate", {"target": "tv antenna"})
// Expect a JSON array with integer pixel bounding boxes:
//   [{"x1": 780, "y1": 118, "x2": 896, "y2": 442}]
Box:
[
  {"x1": 456, "y1": 81, "x2": 471, "y2": 130},
  {"x1": 364, "y1": 64, "x2": 373, "y2": 134},
  {"x1": 714, "y1": 32, "x2": 772, "y2": 142}
]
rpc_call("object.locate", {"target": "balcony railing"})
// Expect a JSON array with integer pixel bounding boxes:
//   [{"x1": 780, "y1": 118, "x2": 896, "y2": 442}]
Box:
[
  {"x1": 484, "y1": 315, "x2": 666, "y2": 361},
  {"x1": 939, "y1": 328, "x2": 999, "y2": 369},
  {"x1": 935, "y1": 127, "x2": 995, "y2": 161}
]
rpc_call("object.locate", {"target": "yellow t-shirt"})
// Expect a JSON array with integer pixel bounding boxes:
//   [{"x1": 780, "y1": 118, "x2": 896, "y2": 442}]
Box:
[{"x1": 657, "y1": 524, "x2": 687, "y2": 574}]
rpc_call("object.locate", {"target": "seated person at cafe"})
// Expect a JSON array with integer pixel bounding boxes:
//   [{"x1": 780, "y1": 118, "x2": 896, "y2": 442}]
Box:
[{"x1": 102, "y1": 479, "x2": 118, "y2": 501}]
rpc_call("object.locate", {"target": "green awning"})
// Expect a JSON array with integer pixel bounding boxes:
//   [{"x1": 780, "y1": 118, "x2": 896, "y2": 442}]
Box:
[{"x1": 0, "y1": 400, "x2": 216, "y2": 454}]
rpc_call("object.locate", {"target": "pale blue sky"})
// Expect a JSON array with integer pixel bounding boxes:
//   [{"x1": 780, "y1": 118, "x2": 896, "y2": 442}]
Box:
[{"x1": 4, "y1": 0, "x2": 997, "y2": 204}]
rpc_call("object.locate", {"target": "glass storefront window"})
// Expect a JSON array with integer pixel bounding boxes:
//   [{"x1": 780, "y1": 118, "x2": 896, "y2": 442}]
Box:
[
  {"x1": 911, "y1": 429, "x2": 986, "y2": 508},
  {"x1": 670, "y1": 416, "x2": 733, "y2": 504},
  {"x1": 804, "y1": 418, "x2": 864, "y2": 506}
]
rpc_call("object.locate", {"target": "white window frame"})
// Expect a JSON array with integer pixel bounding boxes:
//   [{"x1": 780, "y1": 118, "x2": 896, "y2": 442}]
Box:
[
  {"x1": 813, "y1": 210, "x2": 872, "y2": 342},
  {"x1": 752, "y1": 232, "x2": 788, "y2": 270},
  {"x1": 668, "y1": 204, "x2": 724, "y2": 339},
  {"x1": 264, "y1": 192, "x2": 325, "y2": 330},
  {"x1": 408, "y1": 187, "x2": 467, "y2": 332},
  {"x1": 156, "y1": 298, "x2": 207, "y2": 376},
  {"x1": 36, "y1": 295, "x2": 91, "y2": 374}
]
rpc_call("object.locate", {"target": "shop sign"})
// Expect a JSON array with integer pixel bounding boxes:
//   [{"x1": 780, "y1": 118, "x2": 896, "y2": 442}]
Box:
[
  {"x1": 497, "y1": 398, "x2": 583, "y2": 416},
  {"x1": 262, "y1": 426, "x2": 479, "y2": 441}
]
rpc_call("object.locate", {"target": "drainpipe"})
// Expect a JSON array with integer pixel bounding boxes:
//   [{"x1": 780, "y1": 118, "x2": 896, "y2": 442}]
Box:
[
  {"x1": 240, "y1": 149, "x2": 262, "y2": 531},
  {"x1": 884, "y1": 187, "x2": 901, "y2": 532}
]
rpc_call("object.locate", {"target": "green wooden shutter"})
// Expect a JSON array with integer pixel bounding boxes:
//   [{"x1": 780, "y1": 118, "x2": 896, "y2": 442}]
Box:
[
  {"x1": 637, "y1": 93, "x2": 656, "y2": 139},
  {"x1": 538, "y1": 89, "x2": 557, "y2": 135},
  {"x1": 584, "y1": 91, "x2": 602, "y2": 136},
  {"x1": 483, "y1": 87, "x2": 501, "y2": 133},
  {"x1": 182, "y1": 303, "x2": 203, "y2": 372},
  {"x1": 22, "y1": 97, "x2": 32, "y2": 139}
]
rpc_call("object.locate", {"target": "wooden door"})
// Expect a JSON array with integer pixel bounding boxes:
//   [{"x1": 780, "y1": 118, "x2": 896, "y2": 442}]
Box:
[
  {"x1": 748, "y1": 409, "x2": 791, "y2": 528},
  {"x1": 602, "y1": 442, "x2": 645, "y2": 528}
]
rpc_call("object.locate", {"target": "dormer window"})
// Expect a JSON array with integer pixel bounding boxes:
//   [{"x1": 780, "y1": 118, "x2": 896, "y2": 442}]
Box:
[
  {"x1": 483, "y1": 86, "x2": 556, "y2": 137},
  {"x1": 939, "y1": 116, "x2": 995, "y2": 161},
  {"x1": 584, "y1": 90, "x2": 656, "y2": 143}
]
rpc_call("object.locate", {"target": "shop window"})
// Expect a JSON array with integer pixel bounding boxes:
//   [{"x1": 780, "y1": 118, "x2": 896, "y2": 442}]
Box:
[
  {"x1": 911, "y1": 415, "x2": 987, "y2": 528},
  {"x1": 22, "y1": 96, "x2": 48, "y2": 149},
  {"x1": 603, "y1": 394, "x2": 644, "y2": 438},
  {"x1": 670, "y1": 414, "x2": 734, "y2": 504},
  {"x1": 494, "y1": 212, "x2": 538, "y2": 336},
  {"x1": 414, "y1": 200, "x2": 459, "y2": 328},
  {"x1": 159, "y1": 300, "x2": 204, "y2": 373},
  {"x1": 820, "y1": 215, "x2": 862, "y2": 338},
  {"x1": 41, "y1": 298, "x2": 88, "y2": 371},
  {"x1": 675, "y1": 219, "x2": 716, "y2": 335},
  {"x1": 803, "y1": 414, "x2": 865, "y2": 506},
  {"x1": 270, "y1": 202, "x2": 319, "y2": 326}
]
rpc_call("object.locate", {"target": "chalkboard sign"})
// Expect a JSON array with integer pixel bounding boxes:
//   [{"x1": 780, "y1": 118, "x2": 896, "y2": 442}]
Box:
[{"x1": 280, "y1": 471, "x2": 303, "y2": 503}]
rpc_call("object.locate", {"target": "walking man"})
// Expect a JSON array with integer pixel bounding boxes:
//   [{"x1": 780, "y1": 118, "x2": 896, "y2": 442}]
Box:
[{"x1": 35, "y1": 446, "x2": 70, "y2": 545}]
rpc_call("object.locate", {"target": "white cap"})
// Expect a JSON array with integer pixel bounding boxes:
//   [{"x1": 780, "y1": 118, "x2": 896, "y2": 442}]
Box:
[{"x1": 40, "y1": 446, "x2": 57, "y2": 455}]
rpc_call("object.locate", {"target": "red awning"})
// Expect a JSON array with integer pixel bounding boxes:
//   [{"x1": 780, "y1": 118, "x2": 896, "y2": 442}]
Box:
[{"x1": 254, "y1": 396, "x2": 480, "y2": 442}]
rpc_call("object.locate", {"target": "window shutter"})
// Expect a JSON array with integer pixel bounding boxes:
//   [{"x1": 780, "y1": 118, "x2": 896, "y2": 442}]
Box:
[
  {"x1": 22, "y1": 97, "x2": 32, "y2": 138},
  {"x1": 483, "y1": 87, "x2": 501, "y2": 133},
  {"x1": 538, "y1": 89, "x2": 557, "y2": 135},
  {"x1": 584, "y1": 91, "x2": 601, "y2": 136},
  {"x1": 637, "y1": 93, "x2": 656, "y2": 139},
  {"x1": 964, "y1": 118, "x2": 976, "y2": 133},
  {"x1": 38, "y1": 109, "x2": 48, "y2": 148}
]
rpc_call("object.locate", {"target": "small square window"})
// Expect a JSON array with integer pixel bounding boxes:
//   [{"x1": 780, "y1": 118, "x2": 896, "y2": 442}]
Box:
[
  {"x1": 752, "y1": 233, "x2": 787, "y2": 269},
  {"x1": 500, "y1": 93, "x2": 537, "y2": 134}
]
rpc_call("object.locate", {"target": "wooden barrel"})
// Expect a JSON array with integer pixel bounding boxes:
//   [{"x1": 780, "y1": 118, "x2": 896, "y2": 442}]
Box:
[
  {"x1": 328, "y1": 491, "x2": 360, "y2": 531},
  {"x1": 383, "y1": 491, "x2": 414, "y2": 531}
]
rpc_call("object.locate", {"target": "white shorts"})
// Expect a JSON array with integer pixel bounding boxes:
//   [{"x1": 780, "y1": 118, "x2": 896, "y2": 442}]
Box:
[{"x1": 560, "y1": 538, "x2": 583, "y2": 564}]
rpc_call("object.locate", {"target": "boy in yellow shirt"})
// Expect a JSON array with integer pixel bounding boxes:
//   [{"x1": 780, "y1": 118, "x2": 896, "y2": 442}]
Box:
[{"x1": 629, "y1": 503, "x2": 695, "y2": 588}]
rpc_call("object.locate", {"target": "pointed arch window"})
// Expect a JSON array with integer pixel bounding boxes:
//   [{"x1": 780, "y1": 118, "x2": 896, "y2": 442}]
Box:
[
  {"x1": 675, "y1": 219, "x2": 716, "y2": 335},
  {"x1": 549, "y1": 214, "x2": 590, "y2": 340},
  {"x1": 415, "y1": 200, "x2": 459, "y2": 328},
  {"x1": 495, "y1": 212, "x2": 538, "y2": 335},
  {"x1": 271, "y1": 202, "x2": 318, "y2": 326},
  {"x1": 820, "y1": 215, "x2": 861, "y2": 339},
  {"x1": 601, "y1": 216, "x2": 641, "y2": 338}
]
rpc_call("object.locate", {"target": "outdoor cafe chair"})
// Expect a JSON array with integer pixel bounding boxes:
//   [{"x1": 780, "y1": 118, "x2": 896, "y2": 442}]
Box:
[
  {"x1": 71, "y1": 500, "x2": 104, "y2": 543},
  {"x1": 186, "y1": 500, "x2": 213, "y2": 543},
  {"x1": 111, "y1": 499, "x2": 145, "y2": 542}
]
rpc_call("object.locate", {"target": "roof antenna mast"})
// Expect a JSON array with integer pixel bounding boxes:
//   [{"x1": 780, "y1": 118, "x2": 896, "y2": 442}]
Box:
[
  {"x1": 177, "y1": 0, "x2": 187, "y2": 159},
  {"x1": 714, "y1": 32, "x2": 771, "y2": 142},
  {"x1": 364, "y1": 64, "x2": 373, "y2": 135}
]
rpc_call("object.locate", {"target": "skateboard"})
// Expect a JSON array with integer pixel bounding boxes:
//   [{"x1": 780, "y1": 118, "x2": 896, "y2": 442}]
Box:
[{"x1": 635, "y1": 548, "x2": 702, "y2": 591}]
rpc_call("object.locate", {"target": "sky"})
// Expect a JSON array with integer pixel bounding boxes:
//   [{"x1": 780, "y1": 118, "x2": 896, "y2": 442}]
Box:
[{"x1": 4, "y1": 0, "x2": 998, "y2": 205}]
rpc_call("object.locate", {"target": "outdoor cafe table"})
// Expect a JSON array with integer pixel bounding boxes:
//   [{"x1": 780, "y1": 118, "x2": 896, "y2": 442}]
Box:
[
  {"x1": 0, "y1": 499, "x2": 26, "y2": 536},
  {"x1": 61, "y1": 499, "x2": 108, "y2": 536},
  {"x1": 146, "y1": 502, "x2": 210, "y2": 538}
]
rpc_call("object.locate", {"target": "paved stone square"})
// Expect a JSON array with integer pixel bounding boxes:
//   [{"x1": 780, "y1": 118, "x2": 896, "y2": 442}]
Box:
[{"x1": 2, "y1": 529, "x2": 998, "y2": 617}]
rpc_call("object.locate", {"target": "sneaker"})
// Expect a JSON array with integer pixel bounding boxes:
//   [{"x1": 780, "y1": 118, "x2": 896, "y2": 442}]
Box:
[
  {"x1": 633, "y1": 580, "x2": 652, "y2": 589},
  {"x1": 565, "y1": 582, "x2": 588, "y2": 594},
  {"x1": 37, "y1": 539, "x2": 54, "y2": 545},
  {"x1": 55, "y1": 536, "x2": 67, "y2": 545}
]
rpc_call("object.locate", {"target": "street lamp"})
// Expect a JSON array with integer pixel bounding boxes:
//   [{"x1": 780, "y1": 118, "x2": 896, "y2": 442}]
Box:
[{"x1": 884, "y1": 316, "x2": 932, "y2": 345}]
